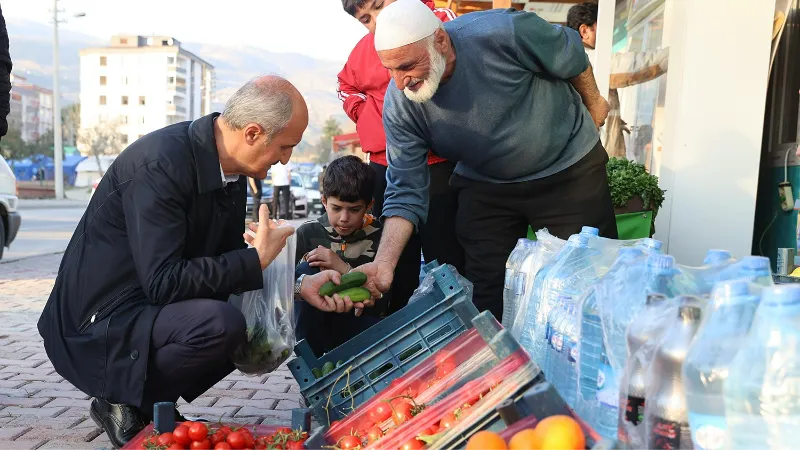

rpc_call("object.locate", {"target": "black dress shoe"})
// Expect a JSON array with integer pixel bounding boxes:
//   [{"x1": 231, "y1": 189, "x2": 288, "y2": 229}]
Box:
[{"x1": 90, "y1": 398, "x2": 147, "y2": 449}]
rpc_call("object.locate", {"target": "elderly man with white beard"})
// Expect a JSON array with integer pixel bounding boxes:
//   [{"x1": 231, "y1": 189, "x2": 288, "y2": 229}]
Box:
[{"x1": 355, "y1": 0, "x2": 617, "y2": 322}]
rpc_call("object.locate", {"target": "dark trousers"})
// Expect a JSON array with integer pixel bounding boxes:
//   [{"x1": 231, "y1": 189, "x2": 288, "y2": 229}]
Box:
[
  {"x1": 140, "y1": 299, "x2": 246, "y2": 417},
  {"x1": 294, "y1": 262, "x2": 382, "y2": 356},
  {"x1": 451, "y1": 141, "x2": 617, "y2": 322},
  {"x1": 273, "y1": 185, "x2": 291, "y2": 220},
  {"x1": 370, "y1": 161, "x2": 465, "y2": 314},
  {"x1": 248, "y1": 178, "x2": 263, "y2": 223}
]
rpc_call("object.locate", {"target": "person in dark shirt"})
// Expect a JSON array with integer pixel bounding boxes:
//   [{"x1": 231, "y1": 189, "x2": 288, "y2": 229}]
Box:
[{"x1": 0, "y1": 4, "x2": 12, "y2": 141}]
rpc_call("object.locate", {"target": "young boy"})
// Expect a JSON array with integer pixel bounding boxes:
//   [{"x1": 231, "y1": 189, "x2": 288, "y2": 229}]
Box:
[
  {"x1": 337, "y1": 0, "x2": 465, "y2": 314},
  {"x1": 294, "y1": 155, "x2": 384, "y2": 355}
]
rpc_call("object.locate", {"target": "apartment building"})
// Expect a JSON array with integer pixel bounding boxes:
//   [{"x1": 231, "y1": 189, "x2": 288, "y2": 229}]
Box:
[
  {"x1": 78, "y1": 35, "x2": 215, "y2": 152},
  {"x1": 8, "y1": 73, "x2": 54, "y2": 143}
]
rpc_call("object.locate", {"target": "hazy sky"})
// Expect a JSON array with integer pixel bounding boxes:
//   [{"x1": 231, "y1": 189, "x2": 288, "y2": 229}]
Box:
[{"x1": 3, "y1": 0, "x2": 369, "y2": 62}]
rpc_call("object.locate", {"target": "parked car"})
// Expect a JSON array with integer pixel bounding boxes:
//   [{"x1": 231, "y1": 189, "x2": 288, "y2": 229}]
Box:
[
  {"x1": 0, "y1": 155, "x2": 22, "y2": 260},
  {"x1": 300, "y1": 172, "x2": 323, "y2": 215}
]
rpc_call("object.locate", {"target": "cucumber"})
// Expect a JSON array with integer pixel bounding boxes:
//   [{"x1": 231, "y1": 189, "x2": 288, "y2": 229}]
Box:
[
  {"x1": 336, "y1": 360, "x2": 344, "y2": 368},
  {"x1": 311, "y1": 367, "x2": 322, "y2": 378},
  {"x1": 321, "y1": 361, "x2": 336, "y2": 376},
  {"x1": 337, "y1": 287, "x2": 371, "y2": 303},
  {"x1": 319, "y1": 272, "x2": 368, "y2": 297}
]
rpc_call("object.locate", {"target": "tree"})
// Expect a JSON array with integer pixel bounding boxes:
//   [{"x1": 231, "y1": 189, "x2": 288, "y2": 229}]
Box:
[
  {"x1": 78, "y1": 119, "x2": 124, "y2": 177},
  {"x1": 0, "y1": 126, "x2": 33, "y2": 163},
  {"x1": 316, "y1": 117, "x2": 343, "y2": 163},
  {"x1": 61, "y1": 103, "x2": 80, "y2": 147},
  {"x1": 28, "y1": 129, "x2": 54, "y2": 158}
]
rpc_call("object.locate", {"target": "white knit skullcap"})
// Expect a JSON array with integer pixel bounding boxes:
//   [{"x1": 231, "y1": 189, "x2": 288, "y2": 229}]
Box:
[{"x1": 374, "y1": 0, "x2": 441, "y2": 52}]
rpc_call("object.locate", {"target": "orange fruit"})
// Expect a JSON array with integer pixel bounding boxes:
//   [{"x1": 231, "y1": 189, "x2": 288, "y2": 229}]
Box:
[
  {"x1": 466, "y1": 430, "x2": 508, "y2": 450},
  {"x1": 529, "y1": 415, "x2": 585, "y2": 450},
  {"x1": 508, "y1": 428, "x2": 541, "y2": 450}
]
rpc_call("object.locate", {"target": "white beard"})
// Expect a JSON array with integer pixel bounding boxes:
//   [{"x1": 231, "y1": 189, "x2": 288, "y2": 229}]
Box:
[{"x1": 403, "y1": 42, "x2": 446, "y2": 104}]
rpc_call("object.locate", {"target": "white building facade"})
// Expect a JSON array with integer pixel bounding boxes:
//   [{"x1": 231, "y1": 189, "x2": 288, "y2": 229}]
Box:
[
  {"x1": 78, "y1": 35, "x2": 215, "y2": 153},
  {"x1": 9, "y1": 74, "x2": 54, "y2": 143}
]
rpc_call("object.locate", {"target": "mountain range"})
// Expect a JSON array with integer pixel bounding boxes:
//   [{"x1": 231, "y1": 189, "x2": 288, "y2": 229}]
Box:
[{"x1": 6, "y1": 19, "x2": 356, "y2": 145}]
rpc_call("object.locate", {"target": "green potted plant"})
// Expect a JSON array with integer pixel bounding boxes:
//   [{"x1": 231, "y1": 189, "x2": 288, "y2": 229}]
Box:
[{"x1": 606, "y1": 157, "x2": 666, "y2": 238}]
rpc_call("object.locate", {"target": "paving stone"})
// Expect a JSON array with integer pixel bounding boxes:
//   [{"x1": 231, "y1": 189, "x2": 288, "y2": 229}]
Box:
[
  {"x1": 215, "y1": 398, "x2": 278, "y2": 410},
  {"x1": 0, "y1": 439, "x2": 47, "y2": 450},
  {"x1": 2, "y1": 406, "x2": 68, "y2": 417},
  {"x1": 178, "y1": 397, "x2": 217, "y2": 408},
  {"x1": 212, "y1": 381, "x2": 234, "y2": 389},
  {"x1": 54, "y1": 406, "x2": 92, "y2": 418},
  {"x1": 24, "y1": 382, "x2": 76, "y2": 391},
  {"x1": 35, "y1": 390, "x2": 89, "y2": 400},
  {"x1": 0, "y1": 359, "x2": 43, "y2": 368},
  {"x1": 176, "y1": 406, "x2": 239, "y2": 418},
  {"x1": 7, "y1": 374, "x2": 64, "y2": 383},
  {"x1": 256, "y1": 410, "x2": 293, "y2": 425},
  {"x1": 223, "y1": 374, "x2": 269, "y2": 383},
  {"x1": 0, "y1": 387, "x2": 39, "y2": 398},
  {"x1": 17, "y1": 425, "x2": 103, "y2": 443},
  {"x1": 198, "y1": 388, "x2": 255, "y2": 400},
  {"x1": 235, "y1": 406, "x2": 277, "y2": 418},
  {"x1": 232, "y1": 381, "x2": 291, "y2": 392},
  {"x1": 38, "y1": 441, "x2": 102, "y2": 450},
  {"x1": 0, "y1": 396, "x2": 50, "y2": 407},
  {"x1": 274, "y1": 400, "x2": 301, "y2": 411},
  {"x1": 0, "y1": 427, "x2": 31, "y2": 440},
  {"x1": 5, "y1": 415, "x2": 83, "y2": 429},
  {"x1": 250, "y1": 390, "x2": 301, "y2": 402},
  {"x1": 0, "y1": 380, "x2": 29, "y2": 389}
]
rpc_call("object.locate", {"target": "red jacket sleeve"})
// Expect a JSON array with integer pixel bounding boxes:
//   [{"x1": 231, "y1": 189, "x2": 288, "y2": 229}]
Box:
[
  {"x1": 337, "y1": 61, "x2": 367, "y2": 124},
  {"x1": 433, "y1": 7, "x2": 457, "y2": 22}
]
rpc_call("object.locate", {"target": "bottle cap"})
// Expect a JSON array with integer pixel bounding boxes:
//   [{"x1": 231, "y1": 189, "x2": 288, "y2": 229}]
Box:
[
  {"x1": 647, "y1": 254, "x2": 675, "y2": 271},
  {"x1": 712, "y1": 279, "x2": 750, "y2": 298},
  {"x1": 639, "y1": 238, "x2": 663, "y2": 251},
  {"x1": 581, "y1": 226, "x2": 600, "y2": 236},
  {"x1": 741, "y1": 255, "x2": 770, "y2": 271},
  {"x1": 704, "y1": 249, "x2": 732, "y2": 265},
  {"x1": 761, "y1": 285, "x2": 800, "y2": 307}
]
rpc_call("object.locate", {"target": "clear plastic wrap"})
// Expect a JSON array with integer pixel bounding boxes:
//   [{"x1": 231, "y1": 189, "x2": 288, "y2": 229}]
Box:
[
  {"x1": 510, "y1": 230, "x2": 564, "y2": 341},
  {"x1": 682, "y1": 281, "x2": 763, "y2": 450},
  {"x1": 229, "y1": 230, "x2": 296, "y2": 375},
  {"x1": 503, "y1": 239, "x2": 537, "y2": 328},
  {"x1": 409, "y1": 264, "x2": 473, "y2": 305}
]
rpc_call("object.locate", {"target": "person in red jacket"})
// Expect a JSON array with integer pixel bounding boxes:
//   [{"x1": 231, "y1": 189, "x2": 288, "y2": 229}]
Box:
[{"x1": 338, "y1": 0, "x2": 464, "y2": 313}]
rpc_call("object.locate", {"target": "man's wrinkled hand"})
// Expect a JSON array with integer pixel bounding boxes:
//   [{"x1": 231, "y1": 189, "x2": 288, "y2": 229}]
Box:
[
  {"x1": 353, "y1": 260, "x2": 394, "y2": 300},
  {"x1": 589, "y1": 96, "x2": 611, "y2": 129},
  {"x1": 243, "y1": 204, "x2": 295, "y2": 270},
  {"x1": 300, "y1": 270, "x2": 375, "y2": 316}
]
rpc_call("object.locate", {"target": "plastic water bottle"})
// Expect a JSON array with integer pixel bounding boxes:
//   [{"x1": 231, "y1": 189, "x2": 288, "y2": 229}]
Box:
[
  {"x1": 578, "y1": 247, "x2": 643, "y2": 437},
  {"x1": 683, "y1": 280, "x2": 761, "y2": 450},
  {"x1": 557, "y1": 302, "x2": 580, "y2": 409},
  {"x1": 543, "y1": 301, "x2": 567, "y2": 394},
  {"x1": 704, "y1": 249, "x2": 734, "y2": 265},
  {"x1": 502, "y1": 239, "x2": 535, "y2": 327},
  {"x1": 724, "y1": 285, "x2": 800, "y2": 450},
  {"x1": 523, "y1": 234, "x2": 593, "y2": 368},
  {"x1": 637, "y1": 238, "x2": 663, "y2": 253},
  {"x1": 581, "y1": 226, "x2": 600, "y2": 236},
  {"x1": 618, "y1": 293, "x2": 670, "y2": 447},
  {"x1": 732, "y1": 255, "x2": 772, "y2": 286},
  {"x1": 646, "y1": 298, "x2": 703, "y2": 450}
]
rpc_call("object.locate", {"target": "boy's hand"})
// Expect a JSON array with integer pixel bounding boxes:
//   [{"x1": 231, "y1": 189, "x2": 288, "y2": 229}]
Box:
[
  {"x1": 299, "y1": 270, "x2": 374, "y2": 315},
  {"x1": 306, "y1": 245, "x2": 350, "y2": 274}
]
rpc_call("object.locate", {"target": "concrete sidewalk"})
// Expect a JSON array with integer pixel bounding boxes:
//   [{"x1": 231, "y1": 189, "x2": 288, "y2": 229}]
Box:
[{"x1": 0, "y1": 254, "x2": 304, "y2": 450}]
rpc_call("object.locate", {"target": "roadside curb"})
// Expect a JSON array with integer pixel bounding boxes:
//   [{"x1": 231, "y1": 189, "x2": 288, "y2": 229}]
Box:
[
  {"x1": 18, "y1": 200, "x2": 89, "y2": 210},
  {"x1": 0, "y1": 251, "x2": 65, "y2": 264}
]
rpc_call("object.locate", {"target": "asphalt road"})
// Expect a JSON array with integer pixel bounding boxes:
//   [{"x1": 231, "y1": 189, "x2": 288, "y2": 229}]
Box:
[{"x1": 3, "y1": 202, "x2": 315, "y2": 262}]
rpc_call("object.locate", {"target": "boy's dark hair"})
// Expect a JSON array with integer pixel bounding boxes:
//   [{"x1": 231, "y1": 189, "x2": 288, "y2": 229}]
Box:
[
  {"x1": 342, "y1": 0, "x2": 369, "y2": 16},
  {"x1": 322, "y1": 155, "x2": 375, "y2": 204},
  {"x1": 567, "y1": 2, "x2": 598, "y2": 31}
]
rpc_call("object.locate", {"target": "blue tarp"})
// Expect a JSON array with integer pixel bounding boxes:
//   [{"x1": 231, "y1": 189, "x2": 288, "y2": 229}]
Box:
[{"x1": 10, "y1": 154, "x2": 87, "y2": 186}]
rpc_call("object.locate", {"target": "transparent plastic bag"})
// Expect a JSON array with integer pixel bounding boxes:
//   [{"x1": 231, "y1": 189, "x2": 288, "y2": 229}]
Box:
[
  {"x1": 409, "y1": 264, "x2": 473, "y2": 304},
  {"x1": 229, "y1": 229, "x2": 296, "y2": 375}
]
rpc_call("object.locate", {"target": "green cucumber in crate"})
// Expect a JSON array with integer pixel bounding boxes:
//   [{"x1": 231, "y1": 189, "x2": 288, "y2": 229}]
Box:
[
  {"x1": 289, "y1": 262, "x2": 482, "y2": 424},
  {"x1": 319, "y1": 272, "x2": 368, "y2": 297}
]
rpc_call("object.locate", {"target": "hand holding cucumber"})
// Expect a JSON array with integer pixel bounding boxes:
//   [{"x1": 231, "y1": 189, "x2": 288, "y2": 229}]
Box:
[
  {"x1": 300, "y1": 270, "x2": 375, "y2": 314},
  {"x1": 352, "y1": 260, "x2": 394, "y2": 300}
]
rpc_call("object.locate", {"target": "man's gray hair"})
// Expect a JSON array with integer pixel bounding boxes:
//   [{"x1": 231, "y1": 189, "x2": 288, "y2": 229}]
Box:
[{"x1": 221, "y1": 76, "x2": 294, "y2": 141}]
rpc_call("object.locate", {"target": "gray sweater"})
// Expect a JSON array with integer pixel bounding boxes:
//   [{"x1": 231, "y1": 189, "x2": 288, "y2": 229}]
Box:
[{"x1": 382, "y1": 8, "x2": 599, "y2": 228}]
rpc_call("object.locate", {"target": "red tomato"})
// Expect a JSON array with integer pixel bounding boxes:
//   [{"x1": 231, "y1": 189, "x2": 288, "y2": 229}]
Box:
[
  {"x1": 157, "y1": 432, "x2": 175, "y2": 447},
  {"x1": 276, "y1": 427, "x2": 292, "y2": 436},
  {"x1": 188, "y1": 422, "x2": 209, "y2": 442},
  {"x1": 338, "y1": 435, "x2": 362, "y2": 450},
  {"x1": 286, "y1": 440, "x2": 305, "y2": 450},
  {"x1": 190, "y1": 439, "x2": 212, "y2": 450},
  {"x1": 366, "y1": 426, "x2": 383, "y2": 444},
  {"x1": 401, "y1": 438, "x2": 425, "y2": 450},
  {"x1": 174, "y1": 426, "x2": 192, "y2": 446},
  {"x1": 439, "y1": 412, "x2": 458, "y2": 429},
  {"x1": 210, "y1": 432, "x2": 224, "y2": 446},
  {"x1": 421, "y1": 425, "x2": 439, "y2": 436},
  {"x1": 393, "y1": 402, "x2": 415, "y2": 425},
  {"x1": 370, "y1": 402, "x2": 393, "y2": 423},
  {"x1": 226, "y1": 432, "x2": 246, "y2": 450},
  {"x1": 167, "y1": 444, "x2": 185, "y2": 450},
  {"x1": 218, "y1": 426, "x2": 233, "y2": 436},
  {"x1": 240, "y1": 431, "x2": 255, "y2": 449},
  {"x1": 435, "y1": 353, "x2": 456, "y2": 378},
  {"x1": 214, "y1": 443, "x2": 232, "y2": 450}
]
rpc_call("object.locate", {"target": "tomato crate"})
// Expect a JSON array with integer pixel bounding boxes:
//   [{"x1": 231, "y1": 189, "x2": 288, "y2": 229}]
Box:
[
  {"x1": 121, "y1": 406, "x2": 312, "y2": 450},
  {"x1": 289, "y1": 263, "x2": 480, "y2": 424}
]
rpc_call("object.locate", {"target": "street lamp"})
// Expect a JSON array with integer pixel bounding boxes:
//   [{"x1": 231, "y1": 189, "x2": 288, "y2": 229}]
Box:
[{"x1": 52, "y1": 1, "x2": 85, "y2": 200}]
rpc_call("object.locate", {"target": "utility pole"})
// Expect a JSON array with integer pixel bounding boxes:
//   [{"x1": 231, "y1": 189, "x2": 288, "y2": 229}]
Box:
[{"x1": 52, "y1": 0, "x2": 64, "y2": 200}]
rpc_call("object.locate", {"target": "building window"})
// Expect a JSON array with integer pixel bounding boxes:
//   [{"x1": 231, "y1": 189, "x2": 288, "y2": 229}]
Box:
[
  {"x1": 167, "y1": 56, "x2": 175, "y2": 64},
  {"x1": 140, "y1": 117, "x2": 145, "y2": 124},
  {"x1": 162, "y1": 40, "x2": 169, "y2": 46},
  {"x1": 100, "y1": 56, "x2": 107, "y2": 66},
  {"x1": 122, "y1": 116, "x2": 128, "y2": 124},
  {"x1": 99, "y1": 76, "x2": 107, "y2": 86},
  {"x1": 99, "y1": 95, "x2": 106, "y2": 105},
  {"x1": 139, "y1": 96, "x2": 145, "y2": 106},
  {"x1": 120, "y1": 38, "x2": 128, "y2": 44},
  {"x1": 121, "y1": 135, "x2": 128, "y2": 145},
  {"x1": 167, "y1": 76, "x2": 175, "y2": 84},
  {"x1": 123, "y1": 77, "x2": 128, "y2": 85},
  {"x1": 121, "y1": 96, "x2": 128, "y2": 105}
]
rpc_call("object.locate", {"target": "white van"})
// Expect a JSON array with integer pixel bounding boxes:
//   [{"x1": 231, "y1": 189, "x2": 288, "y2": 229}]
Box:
[{"x1": 0, "y1": 155, "x2": 21, "y2": 260}]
